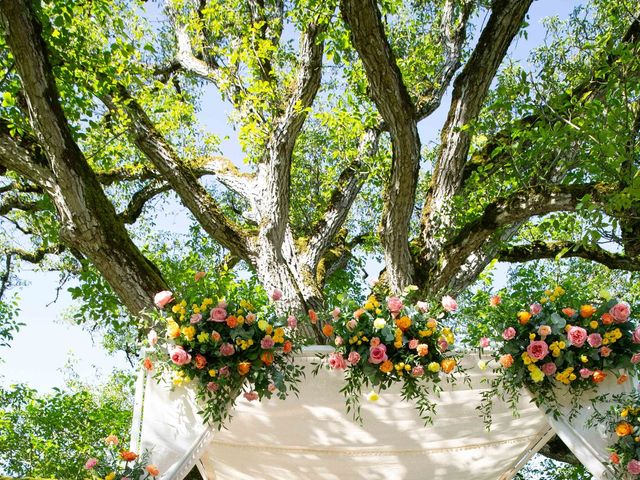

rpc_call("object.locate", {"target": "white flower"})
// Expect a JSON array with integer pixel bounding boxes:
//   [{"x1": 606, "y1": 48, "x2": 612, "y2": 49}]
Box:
[
  {"x1": 477, "y1": 360, "x2": 488, "y2": 371},
  {"x1": 373, "y1": 318, "x2": 386, "y2": 330}
]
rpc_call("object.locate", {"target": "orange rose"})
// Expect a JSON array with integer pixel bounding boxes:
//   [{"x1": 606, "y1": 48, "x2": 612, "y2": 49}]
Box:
[
  {"x1": 322, "y1": 324, "x2": 334, "y2": 336},
  {"x1": 562, "y1": 308, "x2": 576, "y2": 317},
  {"x1": 261, "y1": 351, "x2": 274, "y2": 366},
  {"x1": 499, "y1": 354, "x2": 514, "y2": 368},
  {"x1": 601, "y1": 313, "x2": 614, "y2": 325},
  {"x1": 354, "y1": 308, "x2": 366, "y2": 319},
  {"x1": 395, "y1": 316, "x2": 411, "y2": 331},
  {"x1": 416, "y1": 344, "x2": 429, "y2": 357},
  {"x1": 580, "y1": 304, "x2": 596, "y2": 318},
  {"x1": 610, "y1": 452, "x2": 620, "y2": 464},
  {"x1": 379, "y1": 360, "x2": 393, "y2": 373},
  {"x1": 617, "y1": 374, "x2": 629, "y2": 384},
  {"x1": 615, "y1": 421, "x2": 633, "y2": 437},
  {"x1": 146, "y1": 464, "x2": 160, "y2": 476},
  {"x1": 517, "y1": 311, "x2": 532, "y2": 325},
  {"x1": 282, "y1": 340, "x2": 292, "y2": 353},
  {"x1": 195, "y1": 354, "x2": 207, "y2": 369},
  {"x1": 237, "y1": 361, "x2": 251, "y2": 375},
  {"x1": 441, "y1": 358, "x2": 456, "y2": 374},
  {"x1": 194, "y1": 271, "x2": 206, "y2": 282},
  {"x1": 143, "y1": 358, "x2": 153, "y2": 371},
  {"x1": 226, "y1": 316, "x2": 238, "y2": 328},
  {"x1": 120, "y1": 451, "x2": 138, "y2": 462},
  {"x1": 592, "y1": 370, "x2": 607, "y2": 383},
  {"x1": 309, "y1": 309, "x2": 318, "y2": 324},
  {"x1": 211, "y1": 331, "x2": 221, "y2": 342}
]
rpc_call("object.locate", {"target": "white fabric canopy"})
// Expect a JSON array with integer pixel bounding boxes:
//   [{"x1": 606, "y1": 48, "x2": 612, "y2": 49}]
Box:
[{"x1": 130, "y1": 347, "x2": 629, "y2": 480}]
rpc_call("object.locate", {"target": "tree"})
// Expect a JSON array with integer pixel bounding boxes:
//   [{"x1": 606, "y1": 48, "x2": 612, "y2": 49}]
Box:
[{"x1": 1, "y1": 0, "x2": 639, "y2": 472}]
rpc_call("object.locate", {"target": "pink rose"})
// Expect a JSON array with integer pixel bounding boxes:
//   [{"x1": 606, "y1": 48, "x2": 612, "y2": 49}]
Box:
[
  {"x1": 147, "y1": 329, "x2": 158, "y2": 346},
  {"x1": 479, "y1": 337, "x2": 490, "y2": 348},
  {"x1": 368, "y1": 344, "x2": 388, "y2": 364},
  {"x1": 530, "y1": 303, "x2": 542, "y2": 315},
  {"x1": 579, "y1": 368, "x2": 593, "y2": 378},
  {"x1": 610, "y1": 302, "x2": 631, "y2": 323},
  {"x1": 409, "y1": 338, "x2": 419, "y2": 349},
  {"x1": 416, "y1": 301, "x2": 429, "y2": 313},
  {"x1": 190, "y1": 313, "x2": 202, "y2": 324},
  {"x1": 287, "y1": 315, "x2": 297, "y2": 329},
  {"x1": 538, "y1": 325, "x2": 552, "y2": 337},
  {"x1": 328, "y1": 352, "x2": 347, "y2": 370},
  {"x1": 334, "y1": 335, "x2": 344, "y2": 346},
  {"x1": 210, "y1": 307, "x2": 227, "y2": 322},
  {"x1": 331, "y1": 307, "x2": 341, "y2": 319},
  {"x1": 261, "y1": 336, "x2": 275, "y2": 349},
  {"x1": 502, "y1": 327, "x2": 516, "y2": 340},
  {"x1": 600, "y1": 346, "x2": 612, "y2": 357},
  {"x1": 244, "y1": 391, "x2": 259, "y2": 402},
  {"x1": 219, "y1": 343, "x2": 235, "y2": 356},
  {"x1": 154, "y1": 290, "x2": 173, "y2": 309},
  {"x1": 526, "y1": 340, "x2": 549, "y2": 361},
  {"x1": 438, "y1": 338, "x2": 449, "y2": 352},
  {"x1": 567, "y1": 326, "x2": 588, "y2": 347},
  {"x1": 346, "y1": 319, "x2": 357, "y2": 331},
  {"x1": 587, "y1": 333, "x2": 602, "y2": 348},
  {"x1": 246, "y1": 313, "x2": 256, "y2": 324},
  {"x1": 347, "y1": 351, "x2": 361, "y2": 364},
  {"x1": 633, "y1": 327, "x2": 640, "y2": 344},
  {"x1": 541, "y1": 362, "x2": 557, "y2": 375},
  {"x1": 490, "y1": 295, "x2": 501, "y2": 307},
  {"x1": 387, "y1": 297, "x2": 403, "y2": 315},
  {"x1": 85, "y1": 458, "x2": 98, "y2": 470},
  {"x1": 170, "y1": 346, "x2": 192, "y2": 366},
  {"x1": 412, "y1": 365, "x2": 424, "y2": 377},
  {"x1": 218, "y1": 366, "x2": 230, "y2": 377},
  {"x1": 441, "y1": 295, "x2": 458, "y2": 312},
  {"x1": 632, "y1": 353, "x2": 640, "y2": 364},
  {"x1": 271, "y1": 289, "x2": 283, "y2": 301},
  {"x1": 628, "y1": 459, "x2": 640, "y2": 475},
  {"x1": 206, "y1": 382, "x2": 219, "y2": 392}
]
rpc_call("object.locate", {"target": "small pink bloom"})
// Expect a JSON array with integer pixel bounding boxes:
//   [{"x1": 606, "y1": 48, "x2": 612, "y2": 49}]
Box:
[
  {"x1": 261, "y1": 336, "x2": 275, "y2": 349},
  {"x1": 490, "y1": 295, "x2": 501, "y2": 307},
  {"x1": 610, "y1": 302, "x2": 631, "y2": 323},
  {"x1": 538, "y1": 325, "x2": 552, "y2": 337},
  {"x1": 271, "y1": 289, "x2": 283, "y2": 301},
  {"x1": 387, "y1": 296, "x2": 403, "y2": 315},
  {"x1": 599, "y1": 346, "x2": 612, "y2": 357},
  {"x1": 441, "y1": 295, "x2": 458, "y2": 312},
  {"x1": 287, "y1": 315, "x2": 298, "y2": 329},
  {"x1": 370, "y1": 337, "x2": 381, "y2": 347},
  {"x1": 530, "y1": 303, "x2": 542, "y2": 315},
  {"x1": 632, "y1": 326, "x2": 640, "y2": 344},
  {"x1": 502, "y1": 327, "x2": 516, "y2": 340},
  {"x1": 206, "y1": 382, "x2": 219, "y2": 392},
  {"x1": 527, "y1": 340, "x2": 549, "y2": 361},
  {"x1": 587, "y1": 333, "x2": 602, "y2": 348},
  {"x1": 347, "y1": 351, "x2": 361, "y2": 364},
  {"x1": 416, "y1": 301, "x2": 429, "y2": 313},
  {"x1": 346, "y1": 319, "x2": 357, "y2": 331},
  {"x1": 438, "y1": 337, "x2": 449, "y2": 352},
  {"x1": 194, "y1": 271, "x2": 206, "y2": 281},
  {"x1": 246, "y1": 313, "x2": 256, "y2": 324},
  {"x1": 567, "y1": 326, "x2": 588, "y2": 347},
  {"x1": 219, "y1": 366, "x2": 230, "y2": 377},
  {"x1": 147, "y1": 329, "x2": 158, "y2": 346},
  {"x1": 154, "y1": 290, "x2": 173, "y2": 309},
  {"x1": 479, "y1": 337, "x2": 490, "y2": 348},
  {"x1": 632, "y1": 353, "x2": 640, "y2": 364},
  {"x1": 210, "y1": 307, "x2": 227, "y2": 322},
  {"x1": 409, "y1": 338, "x2": 419, "y2": 349},
  {"x1": 170, "y1": 346, "x2": 192, "y2": 365},
  {"x1": 334, "y1": 335, "x2": 344, "y2": 346},
  {"x1": 190, "y1": 313, "x2": 202, "y2": 324},
  {"x1": 268, "y1": 383, "x2": 277, "y2": 393},
  {"x1": 244, "y1": 391, "x2": 259, "y2": 402},
  {"x1": 411, "y1": 365, "x2": 424, "y2": 377},
  {"x1": 580, "y1": 368, "x2": 593, "y2": 378},
  {"x1": 331, "y1": 307, "x2": 341, "y2": 319},
  {"x1": 85, "y1": 458, "x2": 98, "y2": 470},
  {"x1": 219, "y1": 343, "x2": 235, "y2": 356},
  {"x1": 328, "y1": 352, "x2": 347, "y2": 370},
  {"x1": 368, "y1": 344, "x2": 388, "y2": 364},
  {"x1": 541, "y1": 362, "x2": 557, "y2": 375},
  {"x1": 628, "y1": 459, "x2": 640, "y2": 475}
]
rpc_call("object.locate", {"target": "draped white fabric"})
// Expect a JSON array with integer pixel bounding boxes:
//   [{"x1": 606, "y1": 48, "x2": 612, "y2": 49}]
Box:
[{"x1": 130, "y1": 348, "x2": 629, "y2": 480}]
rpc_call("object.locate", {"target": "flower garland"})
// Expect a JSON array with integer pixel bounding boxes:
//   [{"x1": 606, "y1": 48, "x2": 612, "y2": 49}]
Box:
[
  {"x1": 83, "y1": 435, "x2": 158, "y2": 480},
  {"x1": 478, "y1": 287, "x2": 640, "y2": 425},
  {"x1": 313, "y1": 288, "x2": 461, "y2": 424},
  {"x1": 145, "y1": 285, "x2": 304, "y2": 428}
]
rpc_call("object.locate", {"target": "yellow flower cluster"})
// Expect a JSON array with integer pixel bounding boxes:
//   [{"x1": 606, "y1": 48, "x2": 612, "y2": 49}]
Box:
[
  {"x1": 181, "y1": 325, "x2": 196, "y2": 341},
  {"x1": 540, "y1": 285, "x2": 566, "y2": 304},
  {"x1": 521, "y1": 352, "x2": 533, "y2": 365},
  {"x1": 418, "y1": 319, "x2": 439, "y2": 338},
  {"x1": 621, "y1": 407, "x2": 640, "y2": 418},
  {"x1": 235, "y1": 338, "x2": 255, "y2": 350},
  {"x1": 273, "y1": 327, "x2": 285, "y2": 343},
  {"x1": 549, "y1": 340, "x2": 566, "y2": 358},
  {"x1": 527, "y1": 364, "x2": 544, "y2": 383},
  {"x1": 555, "y1": 367, "x2": 576, "y2": 385},
  {"x1": 442, "y1": 327, "x2": 454, "y2": 344},
  {"x1": 173, "y1": 370, "x2": 191, "y2": 386},
  {"x1": 348, "y1": 331, "x2": 368, "y2": 345},
  {"x1": 394, "y1": 362, "x2": 412, "y2": 376},
  {"x1": 394, "y1": 328, "x2": 403, "y2": 348},
  {"x1": 257, "y1": 320, "x2": 274, "y2": 334},
  {"x1": 364, "y1": 295, "x2": 381, "y2": 313},
  {"x1": 171, "y1": 299, "x2": 188, "y2": 321},
  {"x1": 167, "y1": 319, "x2": 180, "y2": 339},
  {"x1": 197, "y1": 332, "x2": 209, "y2": 343},
  {"x1": 239, "y1": 299, "x2": 254, "y2": 311},
  {"x1": 603, "y1": 328, "x2": 622, "y2": 345}
]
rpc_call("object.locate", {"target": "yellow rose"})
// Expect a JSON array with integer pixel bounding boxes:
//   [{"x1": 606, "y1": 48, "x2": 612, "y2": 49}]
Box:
[
  {"x1": 529, "y1": 366, "x2": 544, "y2": 383},
  {"x1": 167, "y1": 320, "x2": 180, "y2": 339},
  {"x1": 105, "y1": 473, "x2": 116, "y2": 480},
  {"x1": 181, "y1": 326, "x2": 196, "y2": 341},
  {"x1": 428, "y1": 362, "x2": 441, "y2": 373}
]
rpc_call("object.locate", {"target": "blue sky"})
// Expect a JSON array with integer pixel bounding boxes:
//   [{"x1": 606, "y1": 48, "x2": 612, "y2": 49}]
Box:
[{"x1": 0, "y1": 0, "x2": 582, "y2": 392}]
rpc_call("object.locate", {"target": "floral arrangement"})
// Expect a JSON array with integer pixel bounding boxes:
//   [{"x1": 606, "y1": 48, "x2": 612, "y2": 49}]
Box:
[
  {"x1": 313, "y1": 287, "x2": 461, "y2": 424},
  {"x1": 478, "y1": 286, "x2": 640, "y2": 424},
  {"x1": 82, "y1": 435, "x2": 158, "y2": 480},
  {"x1": 145, "y1": 278, "x2": 304, "y2": 428},
  {"x1": 589, "y1": 392, "x2": 640, "y2": 479}
]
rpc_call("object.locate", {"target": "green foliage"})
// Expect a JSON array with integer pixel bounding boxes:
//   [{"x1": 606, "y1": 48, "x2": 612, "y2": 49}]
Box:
[{"x1": 516, "y1": 457, "x2": 593, "y2": 480}]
